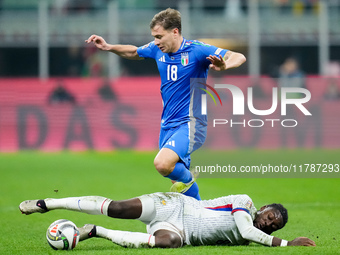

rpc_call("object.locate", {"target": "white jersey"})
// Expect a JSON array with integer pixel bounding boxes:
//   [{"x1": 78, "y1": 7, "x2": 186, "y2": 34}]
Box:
[
  {"x1": 183, "y1": 194, "x2": 257, "y2": 246},
  {"x1": 142, "y1": 192, "x2": 257, "y2": 246}
]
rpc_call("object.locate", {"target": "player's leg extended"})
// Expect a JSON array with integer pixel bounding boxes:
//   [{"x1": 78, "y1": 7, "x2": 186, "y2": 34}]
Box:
[
  {"x1": 79, "y1": 225, "x2": 181, "y2": 248},
  {"x1": 19, "y1": 196, "x2": 111, "y2": 215},
  {"x1": 79, "y1": 224, "x2": 157, "y2": 248},
  {"x1": 20, "y1": 196, "x2": 147, "y2": 220}
]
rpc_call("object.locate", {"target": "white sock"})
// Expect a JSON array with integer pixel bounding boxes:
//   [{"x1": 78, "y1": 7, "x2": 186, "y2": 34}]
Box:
[
  {"x1": 96, "y1": 226, "x2": 155, "y2": 248},
  {"x1": 45, "y1": 196, "x2": 112, "y2": 216}
]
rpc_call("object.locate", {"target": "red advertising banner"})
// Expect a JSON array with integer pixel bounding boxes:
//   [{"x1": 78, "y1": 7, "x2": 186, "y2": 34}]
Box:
[
  {"x1": 0, "y1": 76, "x2": 339, "y2": 152},
  {"x1": 0, "y1": 77, "x2": 162, "y2": 152}
]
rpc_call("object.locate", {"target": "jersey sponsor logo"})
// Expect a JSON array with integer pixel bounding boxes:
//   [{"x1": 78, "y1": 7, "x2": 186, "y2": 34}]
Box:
[
  {"x1": 181, "y1": 52, "x2": 189, "y2": 66},
  {"x1": 158, "y1": 55, "x2": 165, "y2": 62}
]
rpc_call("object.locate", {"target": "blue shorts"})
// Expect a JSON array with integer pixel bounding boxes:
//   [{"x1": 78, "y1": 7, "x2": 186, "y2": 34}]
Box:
[{"x1": 159, "y1": 122, "x2": 207, "y2": 168}]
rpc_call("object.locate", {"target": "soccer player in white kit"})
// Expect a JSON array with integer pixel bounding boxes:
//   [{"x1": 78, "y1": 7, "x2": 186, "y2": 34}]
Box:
[{"x1": 20, "y1": 192, "x2": 315, "y2": 248}]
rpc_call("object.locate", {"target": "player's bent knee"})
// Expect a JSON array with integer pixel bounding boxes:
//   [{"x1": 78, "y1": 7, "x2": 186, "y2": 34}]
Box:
[
  {"x1": 153, "y1": 158, "x2": 172, "y2": 176},
  {"x1": 154, "y1": 230, "x2": 182, "y2": 248}
]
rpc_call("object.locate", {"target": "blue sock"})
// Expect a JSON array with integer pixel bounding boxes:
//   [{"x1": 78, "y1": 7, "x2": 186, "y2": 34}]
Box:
[
  {"x1": 165, "y1": 162, "x2": 201, "y2": 200},
  {"x1": 165, "y1": 162, "x2": 192, "y2": 184},
  {"x1": 183, "y1": 182, "x2": 201, "y2": 200}
]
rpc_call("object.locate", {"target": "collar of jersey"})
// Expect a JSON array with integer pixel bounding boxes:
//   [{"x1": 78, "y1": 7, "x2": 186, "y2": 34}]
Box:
[{"x1": 168, "y1": 38, "x2": 186, "y2": 56}]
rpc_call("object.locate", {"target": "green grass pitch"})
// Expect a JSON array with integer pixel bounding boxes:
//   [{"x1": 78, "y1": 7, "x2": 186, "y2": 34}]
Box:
[{"x1": 0, "y1": 150, "x2": 339, "y2": 255}]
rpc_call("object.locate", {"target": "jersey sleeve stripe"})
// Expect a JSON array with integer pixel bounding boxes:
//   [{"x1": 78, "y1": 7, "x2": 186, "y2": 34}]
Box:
[
  {"x1": 205, "y1": 204, "x2": 232, "y2": 211},
  {"x1": 231, "y1": 208, "x2": 250, "y2": 214}
]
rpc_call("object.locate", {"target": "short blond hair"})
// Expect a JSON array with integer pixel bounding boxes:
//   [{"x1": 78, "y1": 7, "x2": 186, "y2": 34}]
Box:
[{"x1": 150, "y1": 8, "x2": 182, "y2": 34}]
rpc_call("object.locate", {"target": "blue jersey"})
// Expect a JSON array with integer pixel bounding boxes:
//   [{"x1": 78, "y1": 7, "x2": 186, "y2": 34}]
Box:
[{"x1": 137, "y1": 38, "x2": 228, "y2": 129}]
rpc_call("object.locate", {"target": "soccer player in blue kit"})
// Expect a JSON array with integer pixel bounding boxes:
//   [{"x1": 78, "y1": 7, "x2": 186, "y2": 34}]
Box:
[{"x1": 86, "y1": 8, "x2": 246, "y2": 200}]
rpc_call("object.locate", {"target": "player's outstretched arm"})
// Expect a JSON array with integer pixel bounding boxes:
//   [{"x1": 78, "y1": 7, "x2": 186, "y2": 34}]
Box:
[
  {"x1": 85, "y1": 34, "x2": 143, "y2": 60},
  {"x1": 234, "y1": 211, "x2": 316, "y2": 247},
  {"x1": 207, "y1": 51, "x2": 246, "y2": 71}
]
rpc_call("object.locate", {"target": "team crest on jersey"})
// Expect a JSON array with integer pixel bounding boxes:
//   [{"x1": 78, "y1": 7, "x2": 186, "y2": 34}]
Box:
[
  {"x1": 181, "y1": 52, "x2": 189, "y2": 66},
  {"x1": 245, "y1": 201, "x2": 253, "y2": 210}
]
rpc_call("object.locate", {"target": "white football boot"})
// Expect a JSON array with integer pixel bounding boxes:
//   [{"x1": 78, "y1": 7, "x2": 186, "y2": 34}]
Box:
[{"x1": 19, "y1": 199, "x2": 48, "y2": 215}]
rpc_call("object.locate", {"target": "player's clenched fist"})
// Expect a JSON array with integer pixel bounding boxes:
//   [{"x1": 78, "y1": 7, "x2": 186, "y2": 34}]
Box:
[{"x1": 85, "y1": 35, "x2": 110, "y2": 51}]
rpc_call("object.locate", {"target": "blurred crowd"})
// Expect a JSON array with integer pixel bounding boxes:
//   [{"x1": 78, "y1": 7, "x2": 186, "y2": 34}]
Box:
[
  {"x1": 0, "y1": 0, "x2": 332, "y2": 15},
  {"x1": 0, "y1": 0, "x2": 339, "y2": 78}
]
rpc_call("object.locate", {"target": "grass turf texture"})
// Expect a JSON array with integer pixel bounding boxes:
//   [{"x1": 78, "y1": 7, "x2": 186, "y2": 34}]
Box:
[{"x1": 0, "y1": 150, "x2": 339, "y2": 255}]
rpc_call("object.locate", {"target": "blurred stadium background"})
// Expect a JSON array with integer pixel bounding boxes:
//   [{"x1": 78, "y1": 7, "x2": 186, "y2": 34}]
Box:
[{"x1": 0, "y1": 0, "x2": 339, "y2": 151}]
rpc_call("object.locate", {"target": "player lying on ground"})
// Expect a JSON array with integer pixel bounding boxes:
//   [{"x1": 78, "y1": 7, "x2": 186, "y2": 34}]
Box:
[
  {"x1": 20, "y1": 192, "x2": 315, "y2": 248},
  {"x1": 85, "y1": 8, "x2": 246, "y2": 200}
]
